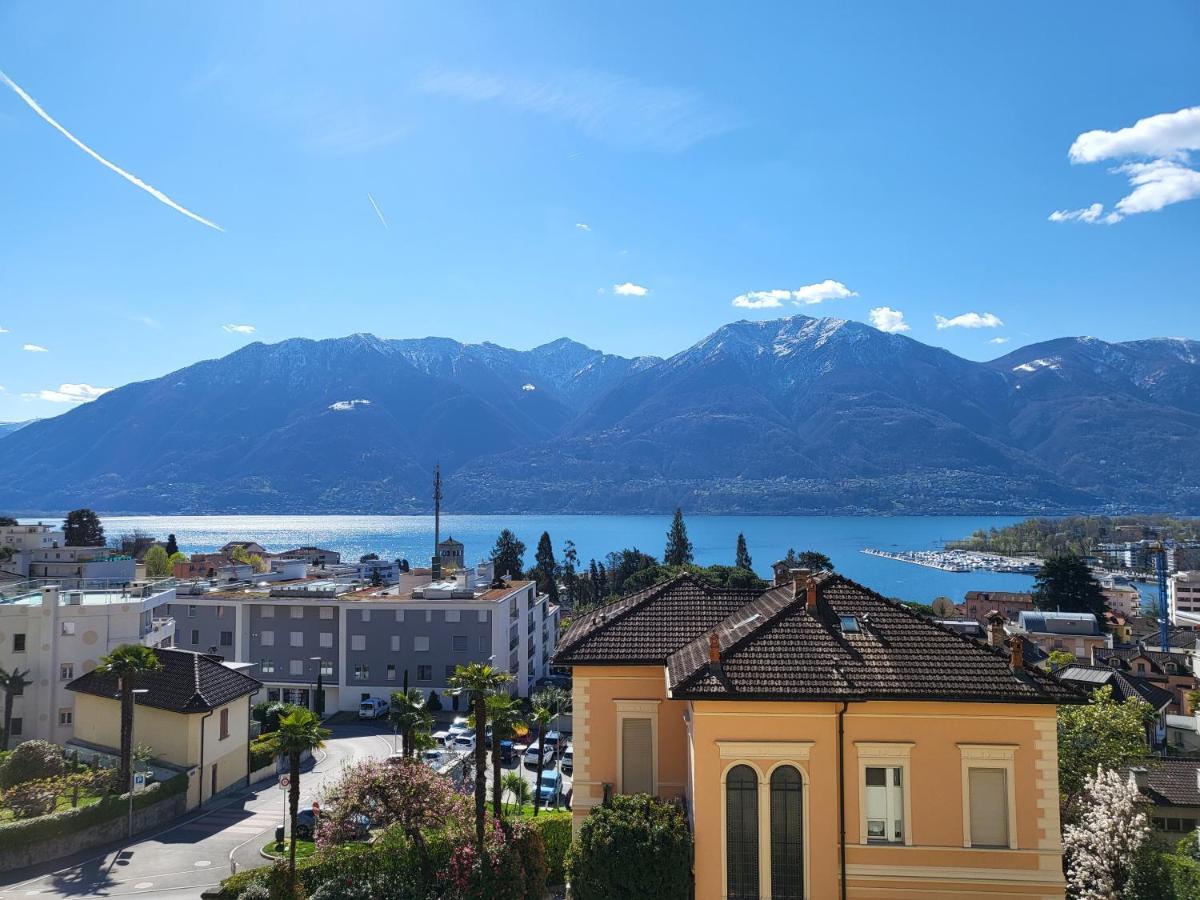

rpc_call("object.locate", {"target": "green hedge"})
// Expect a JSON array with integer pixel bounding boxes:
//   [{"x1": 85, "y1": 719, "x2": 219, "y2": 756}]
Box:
[
  {"x1": 0, "y1": 773, "x2": 186, "y2": 850},
  {"x1": 248, "y1": 737, "x2": 277, "y2": 773},
  {"x1": 517, "y1": 811, "x2": 570, "y2": 885}
]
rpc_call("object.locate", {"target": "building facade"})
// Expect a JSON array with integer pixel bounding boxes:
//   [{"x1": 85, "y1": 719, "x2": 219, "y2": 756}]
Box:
[
  {"x1": 556, "y1": 571, "x2": 1077, "y2": 899},
  {"x1": 1170, "y1": 572, "x2": 1200, "y2": 625},
  {"x1": 0, "y1": 580, "x2": 176, "y2": 744}
]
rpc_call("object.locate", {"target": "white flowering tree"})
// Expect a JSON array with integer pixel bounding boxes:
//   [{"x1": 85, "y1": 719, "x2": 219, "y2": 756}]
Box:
[{"x1": 1063, "y1": 767, "x2": 1151, "y2": 900}]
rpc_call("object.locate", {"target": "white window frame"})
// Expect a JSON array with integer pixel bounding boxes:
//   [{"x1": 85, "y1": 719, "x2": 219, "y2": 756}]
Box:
[
  {"x1": 260, "y1": 659, "x2": 275, "y2": 674},
  {"x1": 445, "y1": 609, "x2": 460, "y2": 623},
  {"x1": 320, "y1": 606, "x2": 334, "y2": 620},
  {"x1": 855, "y1": 742, "x2": 914, "y2": 846},
  {"x1": 290, "y1": 631, "x2": 304, "y2": 648},
  {"x1": 60, "y1": 621, "x2": 75, "y2": 636},
  {"x1": 58, "y1": 708, "x2": 73, "y2": 726},
  {"x1": 390, "y1": 635, "x2": 400, "y2": 651},
  {"x1": 716, "y1": 744, "x2": 814, "y2": 900},
  {"x1": 614, "y1": 699, "x2": 661, "y2": 796},
  {"x1": 958, "y1": 743, "x2": 1018, "y2": 849},
  {"x1": 477, "y1": 610, "x2": 488, "y2": 623},
  {"x1": 320, "y1": 632, "x2": 333, "y2": 648},
  {"x1": 289, "y1": 660, "x2": 304, "y2": 676},
  {"x1": 290, "y1": 606, "x2": 304, "y2": 619},
  {"x1": 387, "y1": 664, "x2": 396, "y2": 681},
  {"x1": 60, "y1": 663, "x2": 74, "y2": 681},
  {"x1": 361, "y1": 609, "x2": 371, "y2": 623},
  {"x1": 261, "y1": 605, "x2": 275, "y2": 618},
  {"x1": 260, "y1": 630, "x2": 274, "y2": 647},
  {"x1": 414, "y1": 636, "x2": 430, "y2": 652},
  {"x1": 351, "y1": 635, "x2": 366, "y2": 651}
]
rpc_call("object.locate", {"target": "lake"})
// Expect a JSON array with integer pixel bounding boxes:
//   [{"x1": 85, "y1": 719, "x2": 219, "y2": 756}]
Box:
[{"x1": 73, "y1": 513, "x2": 1048, "y2": 604}]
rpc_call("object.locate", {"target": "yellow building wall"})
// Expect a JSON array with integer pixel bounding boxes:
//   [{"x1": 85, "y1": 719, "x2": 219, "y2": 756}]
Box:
[{"x1": 689, "y1": 699, "x2": 1065, "y2": 900}]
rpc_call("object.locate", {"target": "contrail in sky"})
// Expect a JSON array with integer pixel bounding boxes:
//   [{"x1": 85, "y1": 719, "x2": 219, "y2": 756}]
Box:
[
  {"x1": 367, "y1": 192, "x2": 388, "y2": 229},
  {"x1": 0, "y1": 69, "x2": 223, "y2": 231}
]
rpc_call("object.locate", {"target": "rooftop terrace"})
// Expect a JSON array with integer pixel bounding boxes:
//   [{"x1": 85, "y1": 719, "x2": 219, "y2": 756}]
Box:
[{"x1": 0, "y1": 578, "x2": 177, "y2": 607}]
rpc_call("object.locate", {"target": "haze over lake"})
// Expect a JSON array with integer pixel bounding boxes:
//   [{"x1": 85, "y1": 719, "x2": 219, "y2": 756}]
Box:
[{"x1": 74, "y1": 514, "x2": 1052, "y2": 603}]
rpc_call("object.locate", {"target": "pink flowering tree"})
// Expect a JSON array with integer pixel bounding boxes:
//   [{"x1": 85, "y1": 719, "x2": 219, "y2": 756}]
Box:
[{"x1": 1063, "y1": 767, "x2": 1151, "y2": 900}]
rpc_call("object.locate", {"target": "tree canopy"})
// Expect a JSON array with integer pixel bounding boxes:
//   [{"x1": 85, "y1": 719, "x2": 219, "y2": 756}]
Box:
[
  {"x1": 63, "y1": 508, "x2": 104, "y2": 547},
  {"x1": 663, "y1": 508, "x2": 693, "y2": 566},
  {"x1": 143, "y1": 545, "x2": 171, "y2": 578},
  {"x1": 1033, "y1": 554, "x2": 1107, "y2": 616},
  {"x1": 783, "y1": 548, "x2": 834, "y2": 572},
  {"x1": 491, "y1": 528, "x2": 526, "y2": 581},
  {"x1": 533, "y1": 531, "x2": 559, "y2": 602},
  {"x1": 1057, "y1": 685, "x2": 1152, "y2": 815},
  {"x1": 734, "y1": 533, "x2": 752, "y2": 571}
]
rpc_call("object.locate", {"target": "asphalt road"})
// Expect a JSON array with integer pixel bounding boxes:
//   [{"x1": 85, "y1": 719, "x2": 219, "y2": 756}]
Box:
[{"x1": 0, "y1": 723, "x2": 571, "y2": 900}]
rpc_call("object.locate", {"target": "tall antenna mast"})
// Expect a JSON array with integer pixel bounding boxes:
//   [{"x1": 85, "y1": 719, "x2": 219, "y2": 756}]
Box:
[{"x1": 433, "y1": 463, "x2": 443, "y2": 552}]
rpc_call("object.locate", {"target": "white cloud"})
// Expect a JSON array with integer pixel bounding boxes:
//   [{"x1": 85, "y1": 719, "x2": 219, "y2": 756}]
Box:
[
  {"x1": 1052, "y1": 106, "x2": 1200, "y2": 224},
  {"x1": 1069, "y1": 106, "x2": 1200, "y2": 164},
  {"x1": 730, "y1": 280, "x2": 857, "y2": 309},
  {"x1": 26, "y1": 383, "x2": 112, "y2": 403},
  {"x1": 934, "y1": 312, "x2": 1004, "y2": 330},
  {"x1": 869, "y1": 307, "x2": 909, "y2": 333},
  {"x1": 0, "y1": 69, "x2": 223, "y2": 232},
  {"x1": 732, "y1": 289, "x2": 790, "y2": 309},
  {"x1": 0, "y1": 326, "x2": 8, "y2": 333},
  {"x1": 367, "y1": 193, "x2": 388, "y2": 229},
  {"x1": 415, "y1": 68, "x2": 736, "y2": 153},
  {"x1": 613, "y1": 282, "x2": 648, "y2": 296},
  {"x1": 22, "y1": 343, "x2": 48, "y2": 352},
  {"x1": 222, "y1": 324, "x2": 256, "y2": 334},
  {"x1": 988, "y1": 337, "x2": 1010, "y2": 345},
  {"x1": 575, "y1": 223, "x2": 590, "y2": 231},
  {"x1": 792, "y1": 279, "x2": 856, "y2": 305},
  {"x1": 521, "y1": 383, "x2": 536, "y2": 392}
]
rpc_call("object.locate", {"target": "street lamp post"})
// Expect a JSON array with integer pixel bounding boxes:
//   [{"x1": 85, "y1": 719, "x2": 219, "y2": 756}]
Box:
[
  {"x1": 310, "y1": 657, "x2": 324, "y2": 718},
  {"x1": 127, "y1": 688, "x2": 149, "y2": 839}
]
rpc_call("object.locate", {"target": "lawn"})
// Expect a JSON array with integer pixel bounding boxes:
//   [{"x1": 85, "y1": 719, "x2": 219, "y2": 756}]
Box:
[{"x1": 261, "y1": 839, "x2": 317, "y2": 861}]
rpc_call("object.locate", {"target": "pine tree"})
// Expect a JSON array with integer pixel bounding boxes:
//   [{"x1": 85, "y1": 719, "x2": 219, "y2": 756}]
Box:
[
  {"x1": 491, "y1": 529, "x2": 526, "y2": 581},
  {"x1": 63, "y1": 509, "x2": 105, "y2": 547},
  {"x1": 735, "y1": 533, "x2": 752, "y2": 571},
  {"x1": 562, "y1": 540, "x2": 579, "y2": 605},
  {"x1": 1033, "y1": 554, "x2": 1106, "y2": 616},
  {"x1": 164, "y1": 533, "x2": 179, "y2": 556},
  {"x1": 534, "y1": 531, "x2": 559, "y2": 602},
  {"x1": 664, "y1": 508, "x2": 694, "y2": 566},
  {"x1": 596, "y1": 562, "x2": 609, "y2": 599}
]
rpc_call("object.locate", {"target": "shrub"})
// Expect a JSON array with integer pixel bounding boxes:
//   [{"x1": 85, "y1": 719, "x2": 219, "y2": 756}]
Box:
[
  {"x1": 249, "y1": 735, "x2": 278, "y2": 773},
  {"x1": 426, "y1": 691, "x2": 443, "y2": 712},
  {"x1": 521, "y1": 811, "x2": 570, "y2": 885},
  {"x1": 253, "y1": 701, "x2": 304, "y2": 735},
  {"x1": 509, "y1": 820, "x2": 548, "y2": 900},
  {"x1": 0, "y1": 740, "x2": 67, "y2": 789},
  {"x1": 566, "y1": 794, "x2": 693, "y2": 900},
  {"x1": 1, "y1": 777, "x2": 62, "y2": 818}
]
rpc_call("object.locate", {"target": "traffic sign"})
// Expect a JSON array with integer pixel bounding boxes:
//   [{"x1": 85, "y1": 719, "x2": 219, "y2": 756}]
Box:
[
  {"x1": 132, "y1": 772, "x2": 147, "y2": 794},
  {"x1": 278, "y1": 775, "x2": 290, "y2": 790}
]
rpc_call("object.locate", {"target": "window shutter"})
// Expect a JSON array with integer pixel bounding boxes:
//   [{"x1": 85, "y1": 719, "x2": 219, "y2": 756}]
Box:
[
  {"x1": 621, "y1": 718, "x2": 653, "y2": 795},
  {"x1": 969, "y1": 768, "x2": 1009, "y2": 847}
]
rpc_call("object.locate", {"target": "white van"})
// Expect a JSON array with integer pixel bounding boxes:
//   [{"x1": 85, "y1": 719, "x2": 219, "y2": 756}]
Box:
[{"x1": 358, "y1": 697, "x2": 390, "y2": 720}]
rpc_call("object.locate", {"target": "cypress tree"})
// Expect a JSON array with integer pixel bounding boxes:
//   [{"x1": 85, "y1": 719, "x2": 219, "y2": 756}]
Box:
[
  {"x1": 664, "y1": 508, "x2": 694, "y2": 567},
  {"x1": 534, "y1": 531, "x2": 559, "y2": 602},
  {"x1": 490, "y1": 529, "x2": 526, "y2": 581},
  {"x1": 735, "y1": 533, "x2": 752, "y2": 571}
]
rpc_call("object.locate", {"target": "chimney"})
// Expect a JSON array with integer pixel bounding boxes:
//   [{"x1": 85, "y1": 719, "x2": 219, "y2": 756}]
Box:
[
  {"x1": 1008, "y1": 635, "x2": 1024, "y2": 672},
  {"x1": 1130, "y1": 767, "x2": 1148, "y2": 790},
  {"x1": 807, "y1": 576, "x2": 818, "y2": 611},
  {"x1": 772, "y1": 560, "x2": 790, "y2": 587},
  {"x1": 986, "y1": 611, "x2": 1006, "y2": 648},
  {"x1": 708, "y1": 632, "x2": 721, "y2": 665},
  {"x1": 790, "y1": 568, "x2": 811, "y2": 602}
]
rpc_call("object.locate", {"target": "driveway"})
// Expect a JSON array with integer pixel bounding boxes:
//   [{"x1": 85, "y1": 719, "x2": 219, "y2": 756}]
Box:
[{"x1": 0, "y1": 723, "x2": 393, "y2": 900}]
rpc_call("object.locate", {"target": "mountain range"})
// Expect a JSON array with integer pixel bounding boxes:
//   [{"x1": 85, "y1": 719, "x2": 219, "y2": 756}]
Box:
[{"x1": 2, "y1": 315, "x2": 1199, "y2": 515}]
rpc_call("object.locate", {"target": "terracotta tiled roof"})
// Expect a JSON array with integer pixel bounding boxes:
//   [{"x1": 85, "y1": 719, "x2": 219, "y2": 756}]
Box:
[
  {"x1": 1094, "y1": 645, "x2": 1190, "y2": 675},
  {"x1": 663, "y1": 575, "x2": 1082, "y2": 703},
  {"x1": 1126, "y1": 758, "x2": 1200, "y2": 807},
  {"x1": 67, "y1": 648, "x2": 261, "y2": 714},
  {"x1": 554, "y1": 574, "x2": 763, "y2": 666}
]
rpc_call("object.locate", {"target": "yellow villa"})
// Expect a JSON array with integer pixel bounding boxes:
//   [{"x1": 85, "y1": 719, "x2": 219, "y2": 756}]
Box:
[
  {"x1": 555, "y1": 569, "x2": 1080, "y2": 899},
  {"x1": 67, "y1": 647, "x2": 261, "y2": 809}
]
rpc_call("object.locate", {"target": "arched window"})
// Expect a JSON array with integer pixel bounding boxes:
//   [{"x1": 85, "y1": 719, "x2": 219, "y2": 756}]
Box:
[
  {"x1": 726, "y1": 765, "x2": 759, "y2": 900},
  {"x1": 770, "y1": 766, "x2": 804, "y2": 898}
]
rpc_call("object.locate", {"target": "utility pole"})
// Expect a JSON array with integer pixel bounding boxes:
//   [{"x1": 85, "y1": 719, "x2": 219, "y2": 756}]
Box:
[{"x1": 432, "y1": 464, "x2": 443, "y2": 579}]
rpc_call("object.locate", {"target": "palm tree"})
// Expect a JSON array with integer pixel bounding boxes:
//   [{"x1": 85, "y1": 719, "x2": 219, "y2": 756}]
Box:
[
  {"x1": 389, "y1": 688, "x2": 433, "y2": 758},
  {"x1": 530, "y1": 686, "x2": 571, "y2": 817},
  {"x1": 95, "y1": 645, "x2": 162, "y2": 788},
  {"x1": 0, "y1": 667, "x2": 32, "y2": 751},
  {"x1": 449, "y1": 662, "x2": 512, "y2": 851},
  {"x1": 482, "y1": 693, "x2": 527, "y2": 818},
  {"x1": 502, "y1": 770, "x2": 530, "y2": 815},
  {"x1": 272, "y1": 708, "x2": 330, "y2": 886}
]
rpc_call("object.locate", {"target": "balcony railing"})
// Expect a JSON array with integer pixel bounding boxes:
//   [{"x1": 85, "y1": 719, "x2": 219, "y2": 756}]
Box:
[{"x1": 141, "y1": 617, "x2": 176, "y2": 647}]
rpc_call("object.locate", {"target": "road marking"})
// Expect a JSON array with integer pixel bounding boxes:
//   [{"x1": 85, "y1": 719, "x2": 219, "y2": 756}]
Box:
[
  {"x1": 134, "y1": 883, "x2": 153, "y2": 889},
  {"x1": 194, "y1": 861, "x2": 212, "y2": 868}
]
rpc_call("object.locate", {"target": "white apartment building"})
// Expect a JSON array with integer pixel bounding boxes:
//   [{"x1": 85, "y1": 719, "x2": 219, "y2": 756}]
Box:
[
  {"x1": 167, "y1": 559, "x2": 560, "y2": 713},
  {"x1": 1170, "y1": 572, "x2": 1200, "y2": 626},
  {"x1": 1101, "y1": 580, "x2": 1143, "y2": 618},
  {"x1": 0, "y1": 522, "x2": 66, "y2": 577},
  {"x1": 0, "y1": 579, "x2": 177, "y2": 745}
]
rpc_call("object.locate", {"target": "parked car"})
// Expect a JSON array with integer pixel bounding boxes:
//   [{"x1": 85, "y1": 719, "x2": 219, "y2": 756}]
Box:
[
  {"x1": 542, "y1": 731, "x2": 562, "y2": 756},
  {"x1": 498, "y1": 740, "x2": 515, "y2": 764},
  {"x1": 384, "y1": 753, "x2": 406, "y2": 766},
  {"x1": 358, "y1": 697, "x2": 390, "y2": 720},
  {"x1": 421, "y1": 749, "x2": 444, "y2": 768},
  {"x1": 452, "y1": 732, "x2": 476, "y2": 752},
  {"x1": 561, "y1": 743, "x2": 573, "y2": 774},
  {"x1": 448, "y1": 716, "x2": 471, "y2": 736},
  {"x1": 523, "y1": 742, "x2": 547, "y2": 767},
  {"x1": 295, "y1": 806, "x2": 369, "y2": 841},
  {"x1": 537, "y1": 769, "x2": 563, "y2": 807},
  {"x1": 432, "y1": 730, "x2": 451, "y2": 748}
]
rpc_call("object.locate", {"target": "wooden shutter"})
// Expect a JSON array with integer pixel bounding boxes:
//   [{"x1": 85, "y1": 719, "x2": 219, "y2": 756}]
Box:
[
  {"x1": 968, "y1": 768, "x2": 1009, "y2": 847},
  {"x1": 621, "y1": 717, "x2": 653, "y2": 795}
]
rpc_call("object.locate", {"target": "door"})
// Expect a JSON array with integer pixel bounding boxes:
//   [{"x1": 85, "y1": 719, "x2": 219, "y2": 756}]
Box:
[{"x1": 211, "y1": 763, "x2": 218, "y2": 799}]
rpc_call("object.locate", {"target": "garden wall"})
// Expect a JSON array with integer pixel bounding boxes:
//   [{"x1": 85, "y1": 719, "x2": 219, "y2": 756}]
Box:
[{"x1": 0, "y1": 776, "x2": 188, "y2": 872}]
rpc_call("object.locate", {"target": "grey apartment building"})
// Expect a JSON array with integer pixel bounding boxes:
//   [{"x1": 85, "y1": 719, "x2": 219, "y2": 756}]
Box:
[{"x1": 166, "y1": 561, "x2": 559, "y2": 711}]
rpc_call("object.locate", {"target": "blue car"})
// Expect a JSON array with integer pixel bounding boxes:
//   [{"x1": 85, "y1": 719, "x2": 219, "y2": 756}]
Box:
[{"x1": 537, "y1": 769, "x2": 563, "y2": 807}]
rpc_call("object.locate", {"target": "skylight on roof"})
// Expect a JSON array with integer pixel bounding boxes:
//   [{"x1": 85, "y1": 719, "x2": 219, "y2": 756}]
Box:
[{"x1": 839, "y1": 615, "x2": 860, "y2": 633}]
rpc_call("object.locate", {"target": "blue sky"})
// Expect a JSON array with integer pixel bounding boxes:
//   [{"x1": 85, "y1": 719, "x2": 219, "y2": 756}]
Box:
[{"x1": 1, "y1": 1, "x2": 1197, "y2": 421}]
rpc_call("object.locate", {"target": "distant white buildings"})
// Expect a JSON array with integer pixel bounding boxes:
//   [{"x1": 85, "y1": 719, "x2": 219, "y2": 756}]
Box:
[
  {"x1": 0, "y1": 522, "x2": 136, "y2": 582},
  {"x1": 1170, "y1": 572, "x2": 1200, "y2": 626}
]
